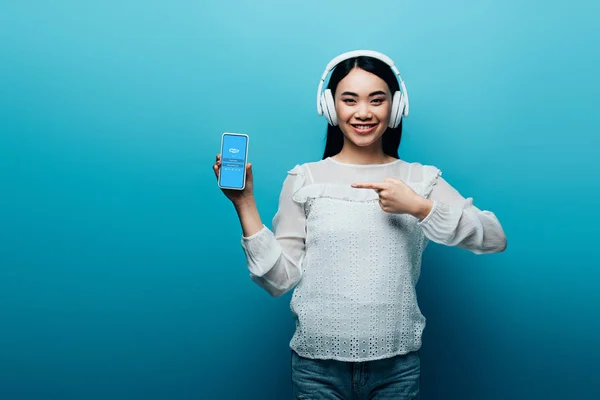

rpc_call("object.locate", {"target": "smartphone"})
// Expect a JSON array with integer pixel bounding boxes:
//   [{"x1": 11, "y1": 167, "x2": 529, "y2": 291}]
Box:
[{"x1": 218, "y1": 132, "x2": 249, "y2": 190}]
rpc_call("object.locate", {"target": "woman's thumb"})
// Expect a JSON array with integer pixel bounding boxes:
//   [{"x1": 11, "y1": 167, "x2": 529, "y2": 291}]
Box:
[{"x1": 246, "y1": 162, "x2": 253, "y2": 179}]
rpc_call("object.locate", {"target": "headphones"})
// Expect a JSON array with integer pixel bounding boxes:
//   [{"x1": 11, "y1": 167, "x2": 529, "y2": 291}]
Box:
[{"x1": 316, "y1": 50, "x2": 409, "y2": 128}]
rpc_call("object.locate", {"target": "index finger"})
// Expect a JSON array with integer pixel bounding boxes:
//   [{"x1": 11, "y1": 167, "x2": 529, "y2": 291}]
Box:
[{"x1": 351, "y1": 182, "x2": 388, "y2": 190}]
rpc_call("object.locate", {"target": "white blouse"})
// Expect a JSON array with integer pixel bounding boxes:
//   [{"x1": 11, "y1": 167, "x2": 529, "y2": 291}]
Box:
[{"x1": 240, "y1": 157, "x2": 506, "y2": 361}]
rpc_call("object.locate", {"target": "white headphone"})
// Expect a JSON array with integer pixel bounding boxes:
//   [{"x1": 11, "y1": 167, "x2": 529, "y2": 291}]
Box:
[{"x1": 316, "y1": 50, "x2": 409, "y2": 128}]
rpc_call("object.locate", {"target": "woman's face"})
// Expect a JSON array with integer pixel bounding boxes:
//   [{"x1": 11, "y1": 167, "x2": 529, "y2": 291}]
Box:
[{"x1": 334, "y1": 67, "x2": 392, "y2": 149}]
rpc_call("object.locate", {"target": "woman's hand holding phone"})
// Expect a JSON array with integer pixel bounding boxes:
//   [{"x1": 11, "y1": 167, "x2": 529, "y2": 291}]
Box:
[
  {"x1": 213, "y1": 153, "x2": 255, "y2": 206},
  {"x1": 213, "y1": 153, "x2": 263, "y2": 237}
]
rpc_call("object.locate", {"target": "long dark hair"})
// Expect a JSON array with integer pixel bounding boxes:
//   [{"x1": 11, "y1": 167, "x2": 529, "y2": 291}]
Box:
[{"x1": 322, "y1": 56, "x2": 403, "y2": 159}]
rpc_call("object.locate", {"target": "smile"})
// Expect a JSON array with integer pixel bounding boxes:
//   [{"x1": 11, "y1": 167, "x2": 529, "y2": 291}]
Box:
[{"x1": 351, "y1": 123, "x2": 378, "y2": 134}]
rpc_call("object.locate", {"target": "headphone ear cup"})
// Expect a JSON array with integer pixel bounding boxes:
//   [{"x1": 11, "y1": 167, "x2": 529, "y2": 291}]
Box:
[
  {"x1": 321, "y1": 89, "x2": 337, "y2": 126},
  {"x1": 389, "y1": 91, "x2": 402, "y2": 128},
  {"x1": 320, "y1": 92, "x2": 331, "y2": 125}
]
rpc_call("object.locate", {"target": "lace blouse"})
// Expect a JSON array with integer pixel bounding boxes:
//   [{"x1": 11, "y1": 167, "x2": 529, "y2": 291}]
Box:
[{"x1": 240, "y1": 157, "x2": 507, "y2": 361}]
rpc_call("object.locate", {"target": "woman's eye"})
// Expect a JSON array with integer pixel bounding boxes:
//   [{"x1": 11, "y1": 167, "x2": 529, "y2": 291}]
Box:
[
  {"x1": 342, "y1": 99, "x2": 356, "y2": 104},
  {"x1": 372, "y1": 98, "x2": 384, "y2": 104}
]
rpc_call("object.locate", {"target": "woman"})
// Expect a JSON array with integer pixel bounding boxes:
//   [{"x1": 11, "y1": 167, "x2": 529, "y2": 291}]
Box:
[{"x1": 213, "y1": 50, "x2": 507, "y2": 399}]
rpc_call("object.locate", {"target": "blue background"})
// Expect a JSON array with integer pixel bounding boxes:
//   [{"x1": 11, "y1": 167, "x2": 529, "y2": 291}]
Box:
[{"x1": 1, "y1": 1, "x2": 598, "y2": 399}]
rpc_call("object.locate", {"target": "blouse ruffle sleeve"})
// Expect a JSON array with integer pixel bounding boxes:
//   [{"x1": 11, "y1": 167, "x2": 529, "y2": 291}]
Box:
[{"x1": 417, "y1": 166, "x2": 507, "y2": 254}]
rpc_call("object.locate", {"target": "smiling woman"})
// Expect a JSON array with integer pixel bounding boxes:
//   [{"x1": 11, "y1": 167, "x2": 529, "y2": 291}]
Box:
[
  {"x1": 214, "y1": 50, "x2": 507, "y2": 399},
  {"x1": 321, "y1": 53, "x2": 406, "y2": 164},
  {"x1": 336, "y1": 69, "x2": 394, "y2": 147},
  {"x1": 341, "y1": 86, "x2": 388, "y2": 133},
  {"x1": 1, "y1": 0, "x2": 597, "y2": 398}
]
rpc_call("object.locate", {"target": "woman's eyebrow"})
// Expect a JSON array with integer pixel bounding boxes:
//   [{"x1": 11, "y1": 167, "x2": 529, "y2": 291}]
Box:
[{"x1": 340, "y1": 90, "x2": 387, "y2": 97}]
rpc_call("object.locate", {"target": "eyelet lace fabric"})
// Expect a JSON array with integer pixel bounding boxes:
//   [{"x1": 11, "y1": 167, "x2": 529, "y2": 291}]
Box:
[
  {"x1": 288, "y1": 162, "x2": 439, "y2": 361},
  {"x1": 240, "y1": 157, "x2": 507, "y2": 362}
]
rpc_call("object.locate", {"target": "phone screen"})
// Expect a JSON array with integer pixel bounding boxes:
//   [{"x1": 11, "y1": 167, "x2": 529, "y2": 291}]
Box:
[{"x1": 219, "y1": 133, "x2": 248, "y2": 190}]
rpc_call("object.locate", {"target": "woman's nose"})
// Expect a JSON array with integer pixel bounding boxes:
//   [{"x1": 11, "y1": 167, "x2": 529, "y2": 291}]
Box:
[{"x1": 356, "y1": 103, "x2": 372, "y2": 119}]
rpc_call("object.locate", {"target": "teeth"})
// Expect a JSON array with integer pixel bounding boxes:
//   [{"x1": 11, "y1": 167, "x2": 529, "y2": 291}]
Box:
[{"x1": 355, "y1": 125, "x2": 375, "y2": 129}]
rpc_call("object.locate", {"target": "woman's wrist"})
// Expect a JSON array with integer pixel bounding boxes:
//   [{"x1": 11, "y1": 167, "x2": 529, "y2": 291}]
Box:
[
  {"x1": 233, "y1": 195, "x2": 264, "y2": 237},
  {"x1": 233, "y1": 194, "x2": 256, "y2": 211},
  {"x1": 412, "y1": 197, "x2": 434, "y2": 221}
]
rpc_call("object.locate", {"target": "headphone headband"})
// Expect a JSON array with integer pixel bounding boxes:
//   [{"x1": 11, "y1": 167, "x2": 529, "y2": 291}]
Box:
[{"x1": 316, "y1": 50, "x2": 408, "y2": 116}]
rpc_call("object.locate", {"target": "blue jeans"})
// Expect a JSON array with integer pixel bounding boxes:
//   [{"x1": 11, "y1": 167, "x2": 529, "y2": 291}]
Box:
[{"x1": 291, "y1": 350, "x2": 421, "y2": 400}]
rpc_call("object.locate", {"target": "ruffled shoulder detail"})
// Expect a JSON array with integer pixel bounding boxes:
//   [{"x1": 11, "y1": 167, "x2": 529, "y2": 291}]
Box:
[
  {"x1": 286, "y1": 161, "x2": 438, "y2": 204},
  {"x1": 287, "y1": 164, "x2": 306, "y2": 197},
  {"x1": 292, "y1": 183, "x2": 379, "y2": 204},
  {"x1": 287, "y1": 162, "x2": 380, "y2": 203},
  {"x1": 420, "y1": 165, "x2": 442, "y2": 198}
]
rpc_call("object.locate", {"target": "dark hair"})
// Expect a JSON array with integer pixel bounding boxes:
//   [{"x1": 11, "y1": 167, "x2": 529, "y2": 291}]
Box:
[{"x1": 322, "y1": 56, "x2": 403, "y2": 159}]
